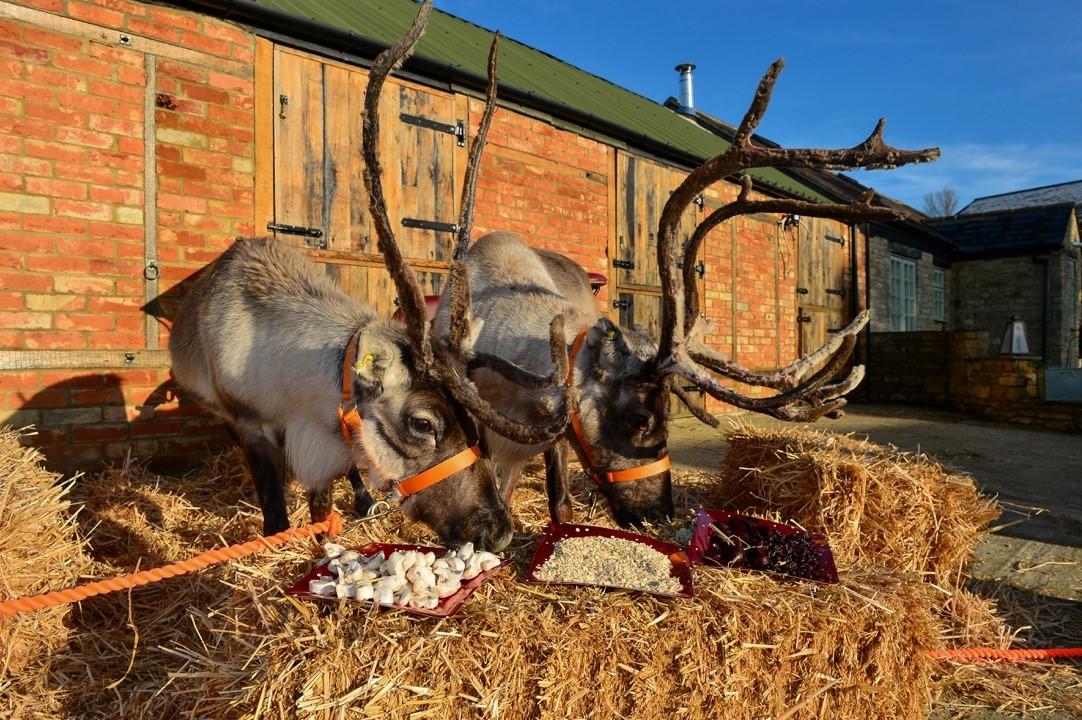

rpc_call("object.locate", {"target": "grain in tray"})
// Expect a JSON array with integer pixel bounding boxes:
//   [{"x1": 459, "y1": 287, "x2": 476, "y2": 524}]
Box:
[{"x1": 533, "y1": 535, "x2": 682, "y2": 594}]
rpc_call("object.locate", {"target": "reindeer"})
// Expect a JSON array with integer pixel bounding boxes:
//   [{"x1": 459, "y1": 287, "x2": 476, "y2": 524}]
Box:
[
  {"x1": 436, "y1": 58, "x2": 939, "y2": 527},
  {"x1": 168, "y1": 1, "x2": 572, "y2": 550}
]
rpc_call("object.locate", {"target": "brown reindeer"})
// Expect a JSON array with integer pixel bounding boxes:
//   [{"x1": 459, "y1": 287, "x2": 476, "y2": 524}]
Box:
[
  {"x1": 168, "y1": 1, "x2": 573, "y2": 549},
  {"x1": 436, "y1": 58, "x2": 939, "y2": 527}
]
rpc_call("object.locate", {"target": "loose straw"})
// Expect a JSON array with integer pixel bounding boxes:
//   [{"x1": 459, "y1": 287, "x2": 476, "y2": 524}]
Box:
[{"x1": 0, "y1": 512, "x2": 342, "y2": 617}]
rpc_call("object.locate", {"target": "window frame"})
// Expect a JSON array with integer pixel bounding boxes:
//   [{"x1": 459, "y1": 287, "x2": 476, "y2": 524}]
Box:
[
  {"x1": 931, "y1": 267, "x2": 945, "y2": 323},
  {"x1": 889, "y1": 255, "x2": 917, "y2": 331}
]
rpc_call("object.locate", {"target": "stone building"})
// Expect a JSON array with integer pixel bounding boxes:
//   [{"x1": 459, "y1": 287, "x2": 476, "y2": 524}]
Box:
[{"x1": 0, "y1": 0, "x2": 865, "y2": 471}]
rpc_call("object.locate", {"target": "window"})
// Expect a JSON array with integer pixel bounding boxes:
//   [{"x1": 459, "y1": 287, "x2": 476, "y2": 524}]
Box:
[
  {"x1": 932, "y1": 268, "x2": 945, "y2": 322},
  {"x1": 889, "y1": 256, "x2": 916, "y2": 331}
]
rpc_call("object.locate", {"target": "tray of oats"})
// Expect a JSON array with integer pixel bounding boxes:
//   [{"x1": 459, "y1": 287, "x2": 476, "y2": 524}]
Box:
[
  {"x1": 525, "y1": 523, "x2": 693, "y2": 598},
  {"x1": 286, "y1": 541, "x2": 506, "y2": 618}
]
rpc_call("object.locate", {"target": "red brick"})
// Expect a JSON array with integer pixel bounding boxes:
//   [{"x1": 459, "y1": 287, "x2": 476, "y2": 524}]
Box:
[
  {"x1": 125, "y1": 17, "x2": 182, "y2": 43},
  {"x1": 72, "y1": 425, "x2": 131, "y2": 443},
  {"x1": 15, "y1": 387, "x2": 68, "y2": 408},
  {"x1": 0, "y1": 39, "x2": 49, "y2": 64},
  {"x1": 149, "y1": 7, "x2": 200, "y2": 31},
  {"x1": 26, "y1": 255, "x2": 89, "y2": 273},
  {"x1": 55, "y1": 127, "x2": 115, "y2": 150},
  {"x1": 0, "y1": 249, "x2": 21, "y2": 268},
  {"x1": 91, "y1": 0, "x2": 146, "y2": 16},
  {"x1": 24, "y1": 137, "x2": 91, "y2": 163},
  {"x1": 88, "y1": 295, "x2": 139, "y2": 313},
  {"x1": 87, "y1": 149, "x2": 140, "y2": 172},
  {"x1": 0, "y1": 95, "x2": 22, "y2": 116},
  {"x1": 89, "y1": 331, "x2": 142, "y2": 347},
  {"x1": 88, "y1": 79, "x2": 142, "y2": 104},
  {"x1": 180, "y1": 83, "x2": 229, "y2": 105},
  {"x1": 56, "y1": 237, "x2": 116, "y2": 258},
  {"x1": 159, "y1": 159, "x2": 206, "y2": 181},
  {"x1": 54, "y1": 312, "x2": 114, "y2": 331},
  {"x1": 157, "y1": 60, "x2": 204, "y2": 83},
  {"x1": 54, "y1": 161, "x2": 113, "y2": 185},
  {"x1": 230, "y1": 45, "x2": 254, "y2": 64},
  {"x1": 0, "y1": 117, "x2": 51, "y2": 140},
  {"x1": 179, "y1": 31, "x2": 230, "y2": 57},
  {"x1": 0, "y1": 330, "x2": 21, "y2": 348},
  {"x1": 0, "y1": 272, "x2": 52, "y2": 292},
  {"x1": 88, "y1": 221, "x2": 141, "y2": 242},
  {"x1": 54, "y1": 199, "x2": 111, "y2": 221},
  {"x1": 88, "y1": 43, "x2": 142, "y2": 67},
  {"x1": 117, "y1": 137, "x2": 143, "y2": 155},
  {"x1": 203, "y1": 22, "x2": 250, "y2": 47},
  {"x1": 25, "y1": 65, "x2": 86, "y2": 91},
  {"x1": 158, "y1": 193, "x2": 206, "y2": 213},
  {"x1": 182, "y1": 148, "x2": 236, "y2": 170},
  {"x1": 10, "y1": 0, "x2": 63, "y2": 12},
  {"x1": 54, "y1": 275, "x2": 114, "y2": 294},
  {"x1": 25, "y1": 176, "x2": 87, "y2": 200},
  {"x1": 88, "y1": 185, "x2": 143, "y2": 205},
  {"x1": 0, "y1": 172, "x2": 20, "y2": 192},
  {"x1": 70, "y1": 387, "x2": 123, "y2": 405},
  {"x1": 68, "y1": 1, "x2": 125, "y2": 27},
  {"x1": 116, "y1": 66, "x2": 144, "y2": 85},
  {"x1": 24, "y1": 332, "x2": 86, "y2": 350},
  {"x1": 53, "y1": 52, "x2": 113, "y2": 79},
  {"x1": 21, "y1": 27, "x2": 83, "y2": 53},
  {"x1": 57, "y1": 91, "x2": 116, "y2": 116},
  {"x1": 89, "y1": 115, "x2": 142, "y2": 137},
  {"x1": 206, "y1": 69, "x2": 253, "y2": 94},
  {"x1": 0, "y1": 291, "x2": 22, "y2": 309},
  {"x1": 0, "y1": 311, "x2": 51, "y2": 329},
  {"x1": 23, "y1": 215, "x2": 84, "y2": 235}
]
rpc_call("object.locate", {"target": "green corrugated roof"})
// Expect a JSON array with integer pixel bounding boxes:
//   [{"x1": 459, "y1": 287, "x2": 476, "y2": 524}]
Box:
[{"x1": 254, "y1": 0, "x2": 830, "y2": 203}]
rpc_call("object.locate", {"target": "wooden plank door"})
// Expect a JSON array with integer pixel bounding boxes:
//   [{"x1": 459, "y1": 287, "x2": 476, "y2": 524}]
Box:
[
  {"x1": 797, "y1": 218, "x2": 849, "y2": 356},
  {"x1": 271, "y1": 47, "x2": 458, "y2": 315},
  {"x1": 614, "y1": 151, "x2": 705, "y2": 417}
]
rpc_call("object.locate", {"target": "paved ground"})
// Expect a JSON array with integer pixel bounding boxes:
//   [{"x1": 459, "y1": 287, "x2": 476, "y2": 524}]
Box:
[{"x1": 667, "y1": 402, "x2": 1082, "y2": 601}]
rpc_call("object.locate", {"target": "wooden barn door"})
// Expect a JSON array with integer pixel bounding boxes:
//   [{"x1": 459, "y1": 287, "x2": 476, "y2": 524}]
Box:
[
  {"x1": 797, "y1": 218, "x2": 849, "y2": 354},
  {"x1": 271, "y1": 47, "x2": 462, "y2": 315},
  {"x1": 613, "y1": 152, "x2": 706, "y2": 417}
]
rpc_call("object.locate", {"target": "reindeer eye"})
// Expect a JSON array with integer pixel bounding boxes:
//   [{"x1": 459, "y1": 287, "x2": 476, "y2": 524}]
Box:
[{"x1": 408, "y1": 416, "x2": 435, "y2": 435}]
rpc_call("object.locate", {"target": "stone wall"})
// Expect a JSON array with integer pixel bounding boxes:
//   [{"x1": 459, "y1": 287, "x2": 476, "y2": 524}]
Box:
[
  {"x1": 952, "y1": 357, "x2": 1082, "y2": 432},
  {"x1": 866, "y1": 331, "x2": 950, "y2": 404},
  {"x1": 953, "y1": 254, "x2": 1046, "y2": 360},
  {"x1": 868, "y1": 235, "x2": 949, "y2": 332}
]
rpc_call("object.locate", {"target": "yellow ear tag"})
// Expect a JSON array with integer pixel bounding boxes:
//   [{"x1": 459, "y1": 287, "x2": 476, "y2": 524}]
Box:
[
  {"x1": 355, "y1": 353, "x2": 375, "y2": 371},
  {"x1": 606, "y1": 330, "x2": 617, "y2": 339}
]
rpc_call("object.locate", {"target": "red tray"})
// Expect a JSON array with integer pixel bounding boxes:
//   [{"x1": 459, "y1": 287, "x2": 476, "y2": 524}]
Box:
[
  {"x1": 524, "y1": 522, "x2": 693, "y2": 599},
  {"x1": 687, "y1": 509, "x2": 839, "y2": 584},
  {"x1": 285, "y1": 542, "x2": 507, "y2": 618}
]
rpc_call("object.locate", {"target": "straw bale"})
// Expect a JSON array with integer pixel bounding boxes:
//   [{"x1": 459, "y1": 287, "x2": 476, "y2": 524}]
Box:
[
  {"x1": 31, "y1": 448, "x2": 940, "y2": 720},
  {"x1": 717, "y1": 426, "x2": 1001, "y2": 588},
  {"x1": 0, "y1": 427, "x2": 95, "y2": 719}
]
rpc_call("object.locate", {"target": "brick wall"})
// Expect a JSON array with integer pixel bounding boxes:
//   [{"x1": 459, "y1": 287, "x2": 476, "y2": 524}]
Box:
[
  {"x1": 865, "y1": 331, "x2": 951, "y2": 404},
  {"x1": 469, "y1": 99, "x2": 612, "y2": 306},
  {"x1": 868, "y1": 234, "x2": 950, "y2": 333},
  {"x1": 0, "y1": 0, "x2": 254, "y2": 470}
]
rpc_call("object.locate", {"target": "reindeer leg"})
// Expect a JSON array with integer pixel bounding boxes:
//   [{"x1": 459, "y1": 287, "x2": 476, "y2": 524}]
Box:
[
  {"x1": 347, "y1": 466, "x2": 375, "y2": 517},
  {"x1": 234, "y1": 423, "x2": 289, "y2": 536},
  {"x1": 545, "y1": 439, "x2": 573, "y2": 524},
  {"x1": 306, "y1": 484, "x2": 332, "y2": 525}
]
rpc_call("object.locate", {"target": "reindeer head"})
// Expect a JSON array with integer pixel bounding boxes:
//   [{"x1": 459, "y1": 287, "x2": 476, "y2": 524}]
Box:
[
  {"x1": 355, "y1": 2, "x2": 573, "y2": 550},
  {"x1": 569, "y1": 319, "x2": 673, "y2": 526}
]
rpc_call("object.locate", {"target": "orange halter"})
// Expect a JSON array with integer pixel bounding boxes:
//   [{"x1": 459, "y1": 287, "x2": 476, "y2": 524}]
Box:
[
  {"x1": 565, "y1": 328, "x2": 672, "y2": 485},
  {"x1": 337, "y1": 333, "x2": 480, "y2": 498}
]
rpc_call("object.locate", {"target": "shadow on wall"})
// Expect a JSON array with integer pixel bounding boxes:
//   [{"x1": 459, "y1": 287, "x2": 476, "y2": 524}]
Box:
[{"x1": 8, "y1": 265, "x2": 228, "y2": 475}]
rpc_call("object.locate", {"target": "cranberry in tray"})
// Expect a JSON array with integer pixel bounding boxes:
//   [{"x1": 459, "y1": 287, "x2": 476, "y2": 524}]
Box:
[
  {"x1": 687, "y1": 509, "x2": 839, "y2": 584},
  {"x1": 286, "y1": 542, "x2": 506, "y2": 618},
  {"x1": 525, "y1": 522, "x2": 693, "y2": 599}
]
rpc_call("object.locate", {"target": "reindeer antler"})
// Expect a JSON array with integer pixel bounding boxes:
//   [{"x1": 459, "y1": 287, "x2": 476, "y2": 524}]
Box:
[
  {"x1": 364, "y1": 2, "x2": 572, "y2": 445},
  {"x1": 655, "y1": 58, "x2": 940, "y2": 422}
]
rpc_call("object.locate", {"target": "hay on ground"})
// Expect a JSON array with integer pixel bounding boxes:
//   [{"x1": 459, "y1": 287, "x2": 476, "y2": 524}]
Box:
[
  {"x1": 718, "y1": 426, "x2": 1001, "y2": 589},
  {"x1": 0, "y1": 427, "x2": 95, "y2": 719}
]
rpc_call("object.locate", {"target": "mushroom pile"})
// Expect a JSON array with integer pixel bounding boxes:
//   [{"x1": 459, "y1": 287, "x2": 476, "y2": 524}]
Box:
[{"x1": 309, "y1": 543, "x2": 501, "y2": 610}]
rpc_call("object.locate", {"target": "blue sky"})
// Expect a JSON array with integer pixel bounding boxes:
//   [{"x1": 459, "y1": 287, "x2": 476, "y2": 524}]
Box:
[{"x1": 439, "y1": 1, "x2": 1082, "y2": 212}]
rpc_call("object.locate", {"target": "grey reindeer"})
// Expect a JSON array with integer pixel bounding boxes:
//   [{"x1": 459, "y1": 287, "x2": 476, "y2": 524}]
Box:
[
  {"x1": 168, "y1": 1, "x2": 572, "y2": 550},
  {"x1": 435, "y1": 59, "x2": 939, "y2": 528}
]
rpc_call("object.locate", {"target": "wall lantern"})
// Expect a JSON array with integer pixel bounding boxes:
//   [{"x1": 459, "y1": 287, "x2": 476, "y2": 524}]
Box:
[{"x1": 999, "y1": 315, "x2": 1031, "y2": 356}]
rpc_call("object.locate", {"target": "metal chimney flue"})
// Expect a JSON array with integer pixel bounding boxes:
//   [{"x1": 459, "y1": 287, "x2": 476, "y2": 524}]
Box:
[{"x1": 675, "y1": 63, "x2": 696, "y2": 114}]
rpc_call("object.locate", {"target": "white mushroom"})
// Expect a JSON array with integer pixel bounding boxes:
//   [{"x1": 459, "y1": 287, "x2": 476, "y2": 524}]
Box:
[
  {"x1": 433, "y1": 580, "x2": 460, "y2": 598},
  {"x1": 308, "y1": 578, "x2": 336, "y2": 597},
  {"x1": 382, "y1": 552, "x2": 408, "y2": 577},
  {"x1": 409, "y1": 592, "x2": 439, "y2": 610},
  {"x1": 395, "y1": 586, "x2": 413, "y2": 607},
  {"x1": 446, "y1": 557, "x2": 466, "y2": 574},
  {"x1": 362, "y1": 553, "x2": 384, "y2": 571},
  {"x1": 327, "y1": 558, "x2": 343, "y2": 577},
  {"x1": 475, "y1": 552, "x2": 501, "y2": 572},
  {"x1": 462, "y1": 554, "x2": 485, "y2": 580},
  {"x1": 353, "y1": 583, "x2": 375, "y2": 601},
  {"x1": 456, "y1": 542, "x2": 475, "y2": 563},
  {"x1": 323, "y1": 542, "x2": 346, "y2": 559},
  {"x1": 374, "y1": 584, "x2": 396, "y2": 606},
  {"x1": 338, "y1": 550, "x2": 361, "y2": 565},
  {"x1": 335, "y1": 583, "x2": 352, "y2": 599}
]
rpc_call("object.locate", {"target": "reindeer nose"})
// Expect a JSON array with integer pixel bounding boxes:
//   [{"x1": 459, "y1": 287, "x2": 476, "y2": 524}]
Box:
[{"x1": 628, "y1": 408, "x2": 653, "y2": 433}]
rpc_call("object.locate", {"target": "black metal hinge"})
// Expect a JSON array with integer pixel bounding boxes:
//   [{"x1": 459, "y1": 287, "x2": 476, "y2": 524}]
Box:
[
  {"x1": 612, "y1": 259, "x2": 635, "y2": 270},
  {"x1": 612, "y1": 299, "x2": 631, "y2": 309},
  {"x1": 675, "y1": 259, "x2": 706, "y2": 278},
  {"x1": 401, "y1": 218, "x2": 459, "y2": 233},
  {"x1": 268, "y1": 222, "x2": 326, "y2": 249},
  {"x1": 827, "y1": 327, "x2": 842, "y2": 333},
  {"x1": 797, "y1": 314, "x2": 812, "y2": 323},
  {"x1": 796, "y1": 287, "x2": 809, "y2": 295},
  {"x1": 825, "y1": 234, "x2": 845, "y2": 246},
  {"x1": 399, "y1": 113, "x2": 466, "y2": 147},
  {"x1": 825, "y1": 287, "x2": 846, "y2": 297}
]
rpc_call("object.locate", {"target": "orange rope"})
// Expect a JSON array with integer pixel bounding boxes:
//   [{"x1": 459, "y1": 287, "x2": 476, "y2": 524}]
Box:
[
  {"x1": 930, "y1": 647, "x2": 1082, "y2": 661},
  {"x1": 0, "y1": 512, "x2": 343, "y2": 618}
]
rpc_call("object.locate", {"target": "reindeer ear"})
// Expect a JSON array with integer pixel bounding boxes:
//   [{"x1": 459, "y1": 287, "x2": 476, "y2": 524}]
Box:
[
  {"x1": 587, "y1": 318, "x2": 624, "y2": 379},
  {"x1": 352, "y1": 327, "x2": 411, "y2": 402}
]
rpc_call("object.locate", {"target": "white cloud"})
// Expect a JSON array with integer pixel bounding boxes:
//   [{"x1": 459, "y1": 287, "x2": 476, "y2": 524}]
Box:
[{"x1": 848, "y1": 142, "x2": 1082, "y2": 210}]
